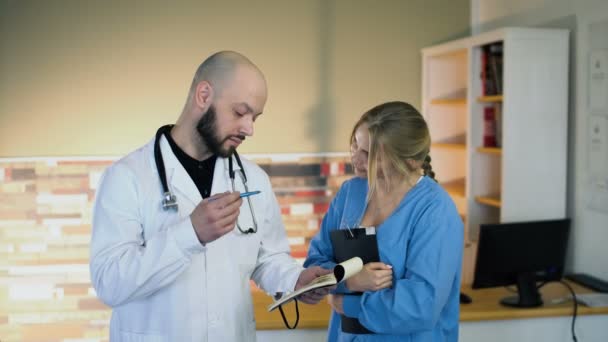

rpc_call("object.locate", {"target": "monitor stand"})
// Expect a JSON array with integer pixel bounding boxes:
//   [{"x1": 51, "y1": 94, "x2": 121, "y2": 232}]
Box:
[{"x1": 500, "y1": 272, "x2": 543, "y2": 308}]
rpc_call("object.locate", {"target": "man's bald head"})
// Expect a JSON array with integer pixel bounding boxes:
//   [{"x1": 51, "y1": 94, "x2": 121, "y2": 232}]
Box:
[
  {"x1": 174, "y1": 51, "x2": 267, "y2": 161},
  {"x1": 189, "y1": 51, "x2": 265, "y2": 99}
]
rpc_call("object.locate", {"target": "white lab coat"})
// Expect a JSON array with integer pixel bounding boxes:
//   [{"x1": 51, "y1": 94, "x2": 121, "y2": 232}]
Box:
[{"x1": 90, "y1": 135, "x2": 303, "y2": 342}]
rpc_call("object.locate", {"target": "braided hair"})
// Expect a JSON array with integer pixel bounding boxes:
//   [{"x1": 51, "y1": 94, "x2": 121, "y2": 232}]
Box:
[{"x1": 422, "y1": 155, "x2": 436, "y2": 182}]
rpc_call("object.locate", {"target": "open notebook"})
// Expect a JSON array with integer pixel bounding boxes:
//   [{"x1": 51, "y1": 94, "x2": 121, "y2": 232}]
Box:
[{"x1": 267, "y1": 257, "x2": 363, "y2": 312}]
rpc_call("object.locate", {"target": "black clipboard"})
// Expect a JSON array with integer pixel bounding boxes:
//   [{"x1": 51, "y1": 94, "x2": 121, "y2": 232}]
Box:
[{"x1": 330, "y1": 227, "x2": 379, "y2": 335}]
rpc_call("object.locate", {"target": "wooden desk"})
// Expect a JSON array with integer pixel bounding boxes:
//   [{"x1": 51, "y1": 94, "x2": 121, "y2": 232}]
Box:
[
  {"x1": 253, "y1": 281, "x2": 608, "y2": 330},
  {"x1": 459, "y1": 281, "x2": 608, "y2": 321}
]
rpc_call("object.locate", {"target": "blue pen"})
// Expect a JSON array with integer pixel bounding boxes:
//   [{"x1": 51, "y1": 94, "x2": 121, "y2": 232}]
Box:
[
  {"x1": 208, "y1": 190, "x2": 261, "y2": 202},
  {"x1": 240, "y1": 190, "x2": 261, "y2": 198}
]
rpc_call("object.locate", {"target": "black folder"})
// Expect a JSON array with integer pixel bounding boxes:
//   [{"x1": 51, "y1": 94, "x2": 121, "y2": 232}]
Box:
[{"x1": 330, "y1": 228, "x2": 380, "y2": 335}]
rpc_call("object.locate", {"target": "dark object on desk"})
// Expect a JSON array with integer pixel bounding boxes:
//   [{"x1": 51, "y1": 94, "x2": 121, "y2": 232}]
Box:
[
  {"x1": 472, "y1": 218, "x2": 571, "y2": 308},
  {"x1": 330, "y1": 228, "x2": 380, "y2": 335},
  {"x1": 459, "y1": 292, "x2": 472, "y2": 304},
  {"x1": 565, "y1": 273, "x2": 608, "y2": 293}
]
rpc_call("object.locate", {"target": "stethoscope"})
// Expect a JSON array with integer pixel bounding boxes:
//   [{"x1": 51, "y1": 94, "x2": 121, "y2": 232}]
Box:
[{"x1": 154, "y1": 125, "x2": 258, "y2": 234}]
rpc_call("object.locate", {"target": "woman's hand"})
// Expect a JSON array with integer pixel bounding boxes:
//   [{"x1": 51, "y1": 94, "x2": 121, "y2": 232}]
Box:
[{"x1": 346, "y1": 262, "x2": 393, "y2": 292}]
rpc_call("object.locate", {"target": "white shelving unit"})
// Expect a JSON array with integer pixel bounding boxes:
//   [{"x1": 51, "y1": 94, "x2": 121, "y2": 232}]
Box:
[{"x1": 421, "y1": 27, "x2": 569, "y2": 284}]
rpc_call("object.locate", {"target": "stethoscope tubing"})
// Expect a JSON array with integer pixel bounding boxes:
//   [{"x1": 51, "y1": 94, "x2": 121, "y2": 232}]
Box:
[{"x1": 154, "y1": 125, "x2": 258, "y2": 233}]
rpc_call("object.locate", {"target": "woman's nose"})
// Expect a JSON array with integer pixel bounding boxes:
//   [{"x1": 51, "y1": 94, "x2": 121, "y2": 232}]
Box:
[{"x1": 351, "y1": 151, "x2": 367, "y2": 169}]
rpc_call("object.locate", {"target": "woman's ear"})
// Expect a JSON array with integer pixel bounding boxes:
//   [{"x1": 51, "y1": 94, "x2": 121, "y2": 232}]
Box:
[{"x1": 406, "y1": 159, "x2": 422, "y2": 171}]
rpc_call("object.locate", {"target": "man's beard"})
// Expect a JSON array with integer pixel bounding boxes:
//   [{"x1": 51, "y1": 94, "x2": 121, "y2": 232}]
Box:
[{"x1": 196, "y1": 104, "x2": 244, "y2": 158}]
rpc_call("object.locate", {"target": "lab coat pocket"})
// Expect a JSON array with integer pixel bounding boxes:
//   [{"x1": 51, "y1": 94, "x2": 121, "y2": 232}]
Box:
[
  {"x1": 232, "y1": 231, "x2": 260, "y2": 275},
  {"x1": 118, "y1": 331, "x2": 167, "y2": 342}
]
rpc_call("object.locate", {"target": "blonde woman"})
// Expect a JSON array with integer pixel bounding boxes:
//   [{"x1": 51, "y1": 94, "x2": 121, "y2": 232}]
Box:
[{"x1": 305, "y1": 101, "x2": 462, "y2": 341}]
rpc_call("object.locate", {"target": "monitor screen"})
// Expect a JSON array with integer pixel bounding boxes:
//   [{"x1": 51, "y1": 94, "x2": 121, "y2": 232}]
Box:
[{"x1": 472, "y1": 218, "x2": 571, "y2": 308}]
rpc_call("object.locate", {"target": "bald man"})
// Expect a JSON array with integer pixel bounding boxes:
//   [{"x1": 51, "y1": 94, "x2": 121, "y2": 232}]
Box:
[{"x1": 90, "y1": 51, "x2": 331, "y2": 341}]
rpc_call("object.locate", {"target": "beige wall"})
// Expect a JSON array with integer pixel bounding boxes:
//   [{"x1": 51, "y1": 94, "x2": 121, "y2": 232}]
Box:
[{"x1": 0, "y1": 0, "x2": 469, "y2": 157}]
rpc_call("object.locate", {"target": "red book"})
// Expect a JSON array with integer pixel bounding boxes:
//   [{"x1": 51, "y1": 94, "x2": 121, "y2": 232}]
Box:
[{"x1": 483, "y1": 106, "x2": 497, "y2": 147}]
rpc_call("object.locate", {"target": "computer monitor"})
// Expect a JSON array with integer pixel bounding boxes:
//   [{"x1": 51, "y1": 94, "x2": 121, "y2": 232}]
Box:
[{"x1": 472, "y1": 218, "x2": 571, "y2": 308}]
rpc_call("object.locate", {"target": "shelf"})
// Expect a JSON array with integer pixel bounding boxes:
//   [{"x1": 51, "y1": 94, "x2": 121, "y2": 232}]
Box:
[
  {"x1": 477, "y1": 95, "x2": 503, "y2": 103},
  {"x1": 475, "y1": 195, "x2": 501, "y2": 208},
  {"x1": 476, "y1": 146, "x2": 502, "y2": 155},
  {"x1": 423, "y1": 27, "x2": 570, "y2": 296},
  {"x1": 442, "y1": 178, "x2": 466, "y2": 198},
  {"x1": 432, "y1": 143, "x2": 466, "y2": 151},
  {"x1": 430, "y1": 98, "x2": 467, "y2": 105}
]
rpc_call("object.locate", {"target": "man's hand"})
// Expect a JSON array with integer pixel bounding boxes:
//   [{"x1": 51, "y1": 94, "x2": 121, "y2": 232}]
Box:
[
  {"x1": 346, "y1": 262, "x2": 393, "y2": 292},
  {"x1": 295, "y1": 266, "x2": 334, "y2": 304},
  {"x1": 327, "y1": 294, "x2": 344, "y2": 314},
  {"x1": 190, "y1": 192, "x2": 242, "y2": 244}
]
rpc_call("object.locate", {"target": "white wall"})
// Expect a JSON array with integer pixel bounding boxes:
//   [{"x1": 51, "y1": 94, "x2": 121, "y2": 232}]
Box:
[
  {"x1": 472, "y1": 0, "x2": 608, "y2": 280},
  {"x1": 466, "y1": 1, "x2": 608, "y2": 341}
]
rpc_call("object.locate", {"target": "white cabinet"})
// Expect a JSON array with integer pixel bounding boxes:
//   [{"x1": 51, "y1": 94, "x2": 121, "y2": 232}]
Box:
[{"x1": 422, "y1": 28, "x2": 569, "y2": 284}]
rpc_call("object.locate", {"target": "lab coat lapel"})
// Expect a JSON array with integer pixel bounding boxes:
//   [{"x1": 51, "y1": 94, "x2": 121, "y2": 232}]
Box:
[
  {"x1": 211, "y1": 156, "x2": 233, "y2": 196},
  {"x1": 159, "y1": 135, "x2": 202, "y2": 208}
]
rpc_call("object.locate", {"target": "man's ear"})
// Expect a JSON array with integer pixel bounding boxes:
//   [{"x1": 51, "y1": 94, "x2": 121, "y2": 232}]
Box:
[{"x1": 194, "y1": 81, "x2": 213, "y2": 110}]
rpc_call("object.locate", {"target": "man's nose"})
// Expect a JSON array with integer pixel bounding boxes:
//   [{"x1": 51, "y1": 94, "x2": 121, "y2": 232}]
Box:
[{"x1": 240, "y1": 116, "x2": 254, "y2": 136}]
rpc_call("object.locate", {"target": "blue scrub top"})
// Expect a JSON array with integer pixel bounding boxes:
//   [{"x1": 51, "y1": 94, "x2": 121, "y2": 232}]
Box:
[{"x1": 305, "y1": 176, "x2": 463, "y2": 341}]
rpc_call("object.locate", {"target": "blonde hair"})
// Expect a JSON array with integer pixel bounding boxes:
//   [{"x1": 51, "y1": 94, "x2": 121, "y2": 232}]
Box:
[
  {"x1": 358, "y1": 101, "x2": 435, "y2": 197},
  {"x1": 350, "y1": 110, "x2": 371, "y2": 147}
]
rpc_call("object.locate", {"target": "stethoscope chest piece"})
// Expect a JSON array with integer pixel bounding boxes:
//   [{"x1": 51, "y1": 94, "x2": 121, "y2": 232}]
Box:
[{"x1": 162, "y1": 191, "x2": 178, "y2": 211}]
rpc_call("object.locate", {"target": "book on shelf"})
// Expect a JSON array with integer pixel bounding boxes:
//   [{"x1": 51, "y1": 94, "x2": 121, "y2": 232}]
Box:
[
  {"x1": 481, "y1": 46, "x2": 488, "y2": 95},
  {"x1": 267, "y1": 256, "x2": 363, "y2": 312},
  {"x1": 495, "y1": 103, "x2": 502, "y2": 147},
  {"x1": 480, "y1": 43, "x2": 503, "y2": 96},
  {"x1": 482, "y1": 103, "x2": 503, "y2": 148},
  {"x1": 489, "y1": 43, "x2": 503, "y2": 94},
  {"x1": 483, "y1": 106, "x2": 497, "y2": 147}
]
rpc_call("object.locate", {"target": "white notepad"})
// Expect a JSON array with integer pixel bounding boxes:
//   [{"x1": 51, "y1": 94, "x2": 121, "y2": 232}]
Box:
[{"x1": 575, "y1": 293, "x2": 608, "y2": 307}]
